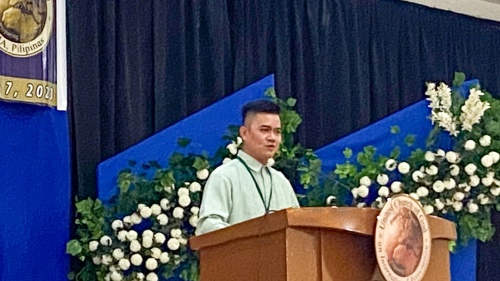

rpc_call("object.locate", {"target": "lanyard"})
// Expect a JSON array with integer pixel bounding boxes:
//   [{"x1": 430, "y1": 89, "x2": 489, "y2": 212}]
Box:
[{"x1": 237, "y1": 156, "x2": 273, "y2": 213}]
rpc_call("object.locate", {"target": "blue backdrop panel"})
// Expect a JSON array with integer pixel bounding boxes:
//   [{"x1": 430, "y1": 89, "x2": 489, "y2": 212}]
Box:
[
  {"x1": 97, "y1": 75, "x2": 273, "y2": 201},
  {"x1": 315, "y1": 100, "x2": 475, "y2": 281},
  {"x1": 0, "y1": 102, "x2": 70, "y2": 281}
]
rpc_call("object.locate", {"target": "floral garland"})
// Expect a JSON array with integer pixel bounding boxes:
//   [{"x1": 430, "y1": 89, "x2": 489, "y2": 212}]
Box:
[{"x1": 66, "y1": 91, "x2": 322, "y2": 281}]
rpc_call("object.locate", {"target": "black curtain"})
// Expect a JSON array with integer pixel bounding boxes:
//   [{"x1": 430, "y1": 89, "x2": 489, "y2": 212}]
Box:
[{"x1": 67, "y1": 0, "x2": 500, "y2": 278}]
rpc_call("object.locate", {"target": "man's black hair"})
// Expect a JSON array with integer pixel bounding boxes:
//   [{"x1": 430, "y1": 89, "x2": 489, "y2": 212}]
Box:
[{"x1": 241, "y1": 99, "x2": 280, "y2": 124}]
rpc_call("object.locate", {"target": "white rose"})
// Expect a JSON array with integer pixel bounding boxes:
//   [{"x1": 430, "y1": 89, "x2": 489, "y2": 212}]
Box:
[
  {"x1": 112, "y1": 248, "x2": 124, "y2": 260},
  {"x1": 136, "y1": 273, "x2": 145, "y2": 281},
  {"x1": 117, "y1": 230, "x2": 127, "y2": 242},
  {"x1": 189, "y1": 182, "x2": 202, "y2": 192},
  {"x1": 267, "y1": 158, "x2": 275, "y2": 167},
  {"x1": 146, "y1": 272, "x2": 159, "y2": 281},
  {"x1": 150, "y1": 247, "x2": 162, "y2": 259},
  {"x1": 236, "y1": 136, "x2": 243, "y2": 145},
  {"x1": 100, "y1": 235, "x2": 112, "y2": 246},
  {"x1": 177, "y1": 187, "x2": 189, "y2": 197},
  {"x1": 398, "y1": 162, "x2": 410, "y2": 174},
  {"x1": 435, "y1": 199, "x2": 445, "y2": 210},
  {"x1": 410, "y1": 193, "x2": 419, "y2": 200},
  {"x1": 92, "y1": 256, "x2": 101, "y2": 265},
  {"x1": 491, "y1": 187, "x2": 500, "y2": 196},
  {"x1": 378, "y1": 186, "x2": 389, "y2": 198},
  {"x1": 376, "y1": 174, "x2": 389, "y2": 185},
  {"x1": 110, "y1": 271, "x2": 123, "y2": 281},
  {"x1": 482, "y1": 177, "x2": 493, "y2": 187},
  {"x1": 89, "y1": 240, "x2": 99, "y2": 251},
  {"x1": 131, "y1": 213, "x2": 142, "y2": 225},
  {"x1": 424, "y1": 151, "x2": 435, "y2": 162},
  {"x1": 196, "y1": 169, "x2": 210, "y2": 180},
  {"x1": 326, "y1": 195, "x2": 336, "y2": 205},
  {"x1": 432, "y1": 180, "x2": 445, "y2": 193},
  {"x1": 126, "y1": 230, "x2": 138, "y2": 241},
  {"x1": 101, "y1": 254, "x2": 113, "y2": 266},
  {"x1": 351, "y1": 187, "x2": 359, "y2": 199},
  {"x1": 453, "y1": 192, "x2": 465, "y2": 201},
  {"x1": 436, "y1": 149, "x2": 445, "y2": 157},
  {"x1": 140, "y1": 207, "x2": 152, "y2": 219},
  {"x1": 467, "y1": 202, "x2": 479, "y2": 213},
  {"x1": 160, "y1": 198, "x2": 170, "y2": 210},
  {"x1": 137, "y1": 203, "x2": 146, "y2": 211},
  {"x1": 142, "y1": 236, "x2": 153, "y2": 248},
  {"x1": 223, "y1": 157, "x2": 231, "y2": 164},
  {"x1": 469, "y1": 175, "x2": 480, "y2": 187},
  {"x1": 375, "y1": 197, "x2": 385, "y2": 208},
  {"x1": 145, "y1": 258, "x2": 158, "y2": 271},
  {"x1": 118, "y1": 258, "x2": 130, "y2": 271},
  {"x1": 477, "y1": 194, "x2": 487, "y2": 205},
  {"x1": 359, "y1": 176, "x2": 371, "y2": 187},
  {"x1": 412, "y1": 171, "x2": 424, "y2": 182},
  {"x1": 357, "y1": 185, "x2": 369, "y2": 198},
  {"x1": 167, "y1": 238, "x2": 180, "y2": 251},
  {"x1": 489, "y1": 152, "x2": 500, "y2": 163},
  {"x1": 445, "y1": 151, "x2": 459, "y2": 163},
  {"x1": 150, "y1": 204, "x2": 162, "y2": 216},
  {"x1": 464, "y1": 140, "x2": 476, "y2": 151},
  {"x1": 465, "y1": 163, "x2": 477, "y2": 175},
  {"x1": 157, "y1": 214, "x2": 169, "y2": 225},
  {"x1": 444, "y1": 178, "x2": 456, "y2": 190},
  {"x1": 141, "y1": 230, "x2": 153, "y2": 239},
  {"x1": 178, "y1": 195, "x2": 191, "y2": 207},
  {"x1": 357, "y1": 202, "x2": 366, "y2": 208},
  {"x1": 385, "y1": 159, "x2": 397, "y2": 171},
  {"x1": 416, "y1": 186, "x2": 429, "y2": 197},
  {"x1": 111, "y1": 220, "x2": 123, "y2": 231},
  {"x1": 423, "y1": 205, "x2": 434, "y2": 215},
  {"x1": 130, "y1": 254, "x2": 143, "y2": 266},
  {"x1": 479, "y1": 135, "x2": 491, "y2": 147},
  {"x1": 178, "y1": 238, "x2": 188, "y2": 245},
  {"x1": 450, "y1": 164, "x2": 460, "y2": 176},
  {"x1": 170, "y1": 228, "x2": 182, "y2": 238},
  {"x1": 154, "y1": 232, "x2": 166, "y2": 244},
  {"x1": 122, "y1": 215, "x2": 132, "y2": 226},
  {"x1": 189, "y1": 215, "x2": 199, "y2": 227},
  {"x1": 425, "y1": 165, "x2": 438, "y2": 176},
  {"x1": 481, "y1": 155, "x2": 494, "y2": 168},
  {"x1": 390, "y1": 181, "x2": 402, "y2": 193},
  {"x1": 130, "y1": 240, "x2": 141, "y2": 252},
  {"x1": 453, "y1": 201, "x2": 463, "y2": 211},
  {"x1": 226, "y1": 143, "x2": 238, "y2": 155},
  {"x1": 173, "y1": 207, "x2": 184, "y2": 219},
  {"x1": 190, "y1": 206, "x2": 200, "y2": 215},
  {"x1": 104, "y1": 274, "x2": 111, "y2": 281},
  {"x1": 159, "y1": 252, "x2": 170, "y2": 264}
]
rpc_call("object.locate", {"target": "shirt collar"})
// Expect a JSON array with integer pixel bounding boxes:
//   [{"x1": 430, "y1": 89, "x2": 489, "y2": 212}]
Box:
[{"x1": 237, "y1": 150, "x2": 267, "y2": 172}]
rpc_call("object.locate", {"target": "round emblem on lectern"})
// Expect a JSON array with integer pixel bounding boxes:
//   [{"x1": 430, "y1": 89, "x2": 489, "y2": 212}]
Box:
[{"x1": 375, "y1": 195, "x2": 431, "y2": 281}]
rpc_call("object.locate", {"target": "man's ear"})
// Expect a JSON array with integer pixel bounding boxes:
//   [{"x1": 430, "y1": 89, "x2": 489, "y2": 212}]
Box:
[{"x1": 239, "y1": 126, "x2": 246, "y2": 140}]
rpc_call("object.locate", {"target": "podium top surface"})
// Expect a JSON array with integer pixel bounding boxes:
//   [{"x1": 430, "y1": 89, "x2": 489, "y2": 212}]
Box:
[{"x1": 189, "y1": 207, "x2": 456, "y2": 250}]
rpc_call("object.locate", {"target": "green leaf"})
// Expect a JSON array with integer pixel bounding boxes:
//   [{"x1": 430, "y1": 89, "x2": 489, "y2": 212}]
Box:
[
  {"x1": 169, "y1": 152, "x2": 184, "y2": 166},
  {"x1": 265, "y1": 87, "x2": 276, "y2": 98},
  {"x1": 343, "y1": 148, "x2": 352, "y2": 159},
  {"x1": 192, "y1": 157, "x2": 209, "y2": 171},
  {"x1": 390, "y1": 147, "x2": 400, "y2": 159},
  {"x1": 177, "y1": 137, "x2": 192, "y2": 148},
  {"x1": 404, "y1": 134, "x2": 415, "y2": 146},
  {"x1": 453, "y1": 72, "x2": 466, "y2": 87},
  {"x1": 390, "y1": 126, "x2": 400, "y2": 134},
  {"x1": 66, "y1": 239, "x2": 83, "y2": 256},
  {"x1": 286, "y1": 98, "x2": 297, "y2": 107},
  {"x1": 334, "y1": 163, "x2": 357, "y2": 179}
]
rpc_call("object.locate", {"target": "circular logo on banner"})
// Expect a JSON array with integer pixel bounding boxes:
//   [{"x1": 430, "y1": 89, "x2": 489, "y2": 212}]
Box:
[
  {"x1": 375, "y1": 195, "x2": 431, "y2": 281},
  {"x1": 0, "y1": 0, "x2": 53, "y2": 57}
]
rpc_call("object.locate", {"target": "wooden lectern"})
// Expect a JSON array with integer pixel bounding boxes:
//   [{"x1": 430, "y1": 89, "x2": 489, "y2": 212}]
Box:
[{"x1": 190, "y1": 207, "x2": 457, "y2": 281}]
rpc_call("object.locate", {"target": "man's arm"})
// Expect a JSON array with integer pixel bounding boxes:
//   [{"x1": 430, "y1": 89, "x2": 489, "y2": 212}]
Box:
[{"x1": 195, "y1": 170, "x2": 232, "y2": 235}]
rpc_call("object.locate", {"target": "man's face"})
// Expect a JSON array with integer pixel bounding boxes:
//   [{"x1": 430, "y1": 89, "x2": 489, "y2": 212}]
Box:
[{"x1": 240, "y1": 112, "x2": 282, "y2": 165}]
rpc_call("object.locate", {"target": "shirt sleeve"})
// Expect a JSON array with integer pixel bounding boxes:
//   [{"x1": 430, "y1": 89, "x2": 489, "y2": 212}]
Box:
[{"x1": 195, "y1": 169, "x2": 232, "y2": 235}]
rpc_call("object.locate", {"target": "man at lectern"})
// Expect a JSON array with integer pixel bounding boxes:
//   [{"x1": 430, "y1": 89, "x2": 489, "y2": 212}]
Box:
[{"x1": 196, "y1": 100, "x2": 300, "y2": 235}]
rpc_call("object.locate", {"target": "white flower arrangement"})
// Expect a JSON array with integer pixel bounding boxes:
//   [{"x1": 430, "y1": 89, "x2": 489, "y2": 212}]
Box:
[{"x1": 327, "y1": 74, "x2": 500, "y2": 245}]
